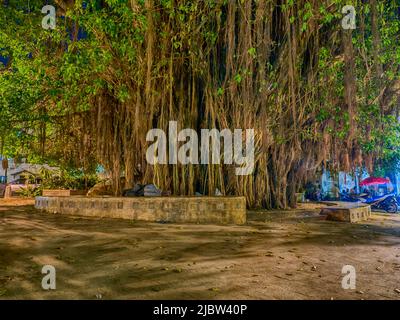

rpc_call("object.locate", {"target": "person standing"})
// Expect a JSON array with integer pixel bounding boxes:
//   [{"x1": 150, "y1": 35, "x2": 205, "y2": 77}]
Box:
[{"x1": 332, "y1": 183, "x2": 340, "y2": 200}]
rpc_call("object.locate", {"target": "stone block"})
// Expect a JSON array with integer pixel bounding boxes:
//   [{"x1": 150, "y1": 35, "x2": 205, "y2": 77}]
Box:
[
  {"x1": 321, "y1": 203, "x2": 371, "y2": 223},
  {"x1": 42, "y1": 190, "x2": 87, "y2": 197}
]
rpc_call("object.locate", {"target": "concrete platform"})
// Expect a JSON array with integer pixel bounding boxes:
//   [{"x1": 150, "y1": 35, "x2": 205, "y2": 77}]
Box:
[
  {"x1": 35, "y1": 196, "x2": 247, "y2": 225},
  {"x1": 320, "y1": 202, "x2": 371, "y2": 223}
]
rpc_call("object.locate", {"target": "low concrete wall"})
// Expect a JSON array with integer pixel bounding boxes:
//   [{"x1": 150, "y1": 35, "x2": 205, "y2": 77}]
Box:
[{"x1": 35, "y1": 196, "x2": 247, "y2": 225}]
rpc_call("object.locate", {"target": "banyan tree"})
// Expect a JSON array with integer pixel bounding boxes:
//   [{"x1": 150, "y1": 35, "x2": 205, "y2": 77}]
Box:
[{"x1": 1, "y1": 0, "x2": 400, "y2": 208}]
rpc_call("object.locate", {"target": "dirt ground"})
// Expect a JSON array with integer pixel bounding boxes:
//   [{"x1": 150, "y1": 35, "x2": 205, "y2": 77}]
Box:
[{"x1": 0, "y1": 198, "x2": 400, "y2": 300}]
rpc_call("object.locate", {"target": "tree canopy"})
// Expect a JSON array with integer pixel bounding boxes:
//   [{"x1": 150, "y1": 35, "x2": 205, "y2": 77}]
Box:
[{"x1": 1, "y1": 0, "x2": 400, "y2": 208}]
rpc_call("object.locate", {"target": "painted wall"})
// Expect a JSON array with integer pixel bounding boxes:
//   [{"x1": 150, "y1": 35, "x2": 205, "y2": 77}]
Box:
[
  {"x1": 0, "y1": 157, "x2": 16, "y2": 182},
  {"x1": 321, "y1": 169, "x2": 370, "y2": 197}
]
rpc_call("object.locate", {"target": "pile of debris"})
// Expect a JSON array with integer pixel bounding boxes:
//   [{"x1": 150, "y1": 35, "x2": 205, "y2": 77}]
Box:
[
  {"x1": 87, "y1": 179, "x2": 169, "y2": 197},
  {"x1": 122, "y1": 184, "x2": 171, "y2": 197},
  {"x1": 87, "y1": 178, "x2": 223, "y2": 197}
]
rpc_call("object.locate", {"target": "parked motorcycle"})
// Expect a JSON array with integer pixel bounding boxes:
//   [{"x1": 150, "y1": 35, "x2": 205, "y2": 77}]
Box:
[
  {"x1": 340, "y1": 192, "x2": 398, "y2": 213},
  {"x1": 361, "y1": 193, "x2": 398, "y2": 214},
  {"x1": 339, "y1": 192, "x2": 360, "y2": 202}
]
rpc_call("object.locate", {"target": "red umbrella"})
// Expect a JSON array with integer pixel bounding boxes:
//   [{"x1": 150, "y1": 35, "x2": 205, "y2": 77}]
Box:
[{"x1": 360, "y1": 177, "x2": 391, "y2": 186}]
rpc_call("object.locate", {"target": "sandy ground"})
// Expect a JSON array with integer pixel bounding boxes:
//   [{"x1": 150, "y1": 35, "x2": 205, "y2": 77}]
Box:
[{"x1": 0, "y1": 198, "x2": 400, "y2": 300}]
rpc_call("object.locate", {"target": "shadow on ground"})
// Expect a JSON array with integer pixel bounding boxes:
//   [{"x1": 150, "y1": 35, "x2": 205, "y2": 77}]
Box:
[{"x1": 0, "y1": 202, "x2": 400, "y2": 300}]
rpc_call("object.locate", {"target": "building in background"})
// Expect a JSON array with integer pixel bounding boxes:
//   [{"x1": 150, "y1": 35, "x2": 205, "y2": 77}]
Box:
[
  {"x1": 320, "y1": 168, "x2": 399, "y2": 199},
  {"x1": 9, "y1": 163, "x2": 58, "y2": 184},
  {"x1": 0, "y1": 157, "x2": 58, "y2": 184}
]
